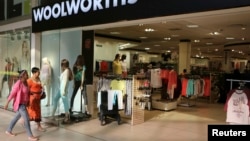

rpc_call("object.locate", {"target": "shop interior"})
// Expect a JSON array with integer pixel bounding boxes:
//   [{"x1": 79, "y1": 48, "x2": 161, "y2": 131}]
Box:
[{"x1": 0, "y1": 6, "x2": 250, "y2": 126}]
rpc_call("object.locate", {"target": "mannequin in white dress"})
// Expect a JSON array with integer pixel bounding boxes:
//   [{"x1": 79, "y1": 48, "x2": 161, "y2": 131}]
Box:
[{"x1": 40, "y1": 57, "x2": 52, "y2": 106}]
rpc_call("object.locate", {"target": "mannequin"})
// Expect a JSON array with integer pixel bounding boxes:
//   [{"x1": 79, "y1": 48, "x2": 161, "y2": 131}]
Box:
[
  {"x1": 41, "y1": 57, "x2": 52, "y2": 106},
  {"x1": 20, "y1": 40, "x2": 30, "y2": 73},
  {"x1": 0, "y1": 57, "x2": 12, "y2": 97},
  {"x1": 70, "y1": 55, "x2": 90, "y2": 117},
  {"x1": 167, "y1": 67, "x2": 177, "y2": 100}
]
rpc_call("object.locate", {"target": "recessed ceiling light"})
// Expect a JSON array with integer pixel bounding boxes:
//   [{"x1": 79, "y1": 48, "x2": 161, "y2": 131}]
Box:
[
  {"x1": 171, "y1": 34, "x2": 179, "y2": 37},
  {"x1": 164, "y1": 37, "x2": 171, "y2": 40},
  {"x1": 110, "y1": 32, "x2": 120, "y2": 35},
  {"x1": 215, "y1": 48, "x2": 219, "y2": 51},
  {"x1": 166, "y1": 50, "x2": 171, "y2": 53},
  {"x1": 186, "y1": 24, "x2": 199, "y2": 28},
  {"x1": 209, "y1": 32, "x2": 220, "y2": 35},
  {"x1": 144, "y1": 28, "x2": 155, "y2": 32},
  {"x1": 206, "y1": 42, "x2": 213, "y2": 45},
  {"x1": 154, "y1": 44, "x2": 160, "y2": 47},
  {"x1": 226, "y1": 37, "x2": 235, "y2": 40},
  {"x1": 242, "y1": 38, "x2": 245, "y2": 40},
  {"x1": 145, "y1": 48, "x2": 150, "y2": 50},
  {"x1": 139, "y1": 36, "x2": 148, "y2": 39},
  {"x1": 139, "y1": 24, "x2": 144, "y2": 26},
  {"x1": 194, "y1": 40, "x2": 200, "y2": 43}
]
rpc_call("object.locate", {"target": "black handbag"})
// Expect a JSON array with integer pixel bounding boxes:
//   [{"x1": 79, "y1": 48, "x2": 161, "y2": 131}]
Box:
[{"x1": 40, "y1": 91, "x2": 46, "y2": 100}]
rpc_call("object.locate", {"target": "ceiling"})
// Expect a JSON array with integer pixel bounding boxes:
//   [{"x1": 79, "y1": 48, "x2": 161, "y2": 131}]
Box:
[{"x1": 92, "y1": 6, "x2": 250, "y2": 60}]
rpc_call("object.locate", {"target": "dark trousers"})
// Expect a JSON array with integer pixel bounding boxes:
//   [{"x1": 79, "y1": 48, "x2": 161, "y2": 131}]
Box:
[{"x1": 70, "y1": 80, "x2": 81, "y2": 111}]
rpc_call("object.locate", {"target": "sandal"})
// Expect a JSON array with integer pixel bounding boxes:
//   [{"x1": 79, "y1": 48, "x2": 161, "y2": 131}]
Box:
[
  {"x1": 28, "y1": 136, "x2": 38, "y2": 141},
  {"x1": 5, "y1": 131, "x2": 16, "y2": 136},
  {"x1": 62, "y1": 118, "x2": 70, "y2": 124},
  {"x1": 37, "y1": 127, "x2": 46, "y2": 132}
]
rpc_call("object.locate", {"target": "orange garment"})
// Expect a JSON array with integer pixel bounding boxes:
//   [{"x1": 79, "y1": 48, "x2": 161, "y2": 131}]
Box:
[
  {"x1": 181, "y1": 78, "x2": 188, "y2": 97},
  {"x1": 26, "y1": 78, "x2": 43, "y2": 122}
]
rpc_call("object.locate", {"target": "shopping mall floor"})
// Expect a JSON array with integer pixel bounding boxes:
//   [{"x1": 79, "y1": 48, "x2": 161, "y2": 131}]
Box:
[{"x1": 0, "y1": 100, "x2": 226, "y2": 141}]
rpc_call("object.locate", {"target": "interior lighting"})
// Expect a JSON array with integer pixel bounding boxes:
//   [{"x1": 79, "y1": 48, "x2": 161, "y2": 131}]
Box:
[
  {"x1": 186, "y1": 24, "x2": 199, "y2": 28},
  {"x1": 194, "y1": 40, "x2": 200, "y2": 43},
  {"x1": 206, "y1": 42, "x2": 213, "y2": 45},
  {"x1": 226, "y1": 37, "x2": 235, "y2": 40},
  {"x1": 110, "y1": 32, "x2": 120, "y2": 35},
  {"x1": 164, "y1": 37, "x2": 171, "y2": 40},
  {"x1": 144, "y1": 28, "x2": 155, "y2": 32},
  {"x1": 209, "y1": 32, "x2": 220, "y2": 35},
  {"x1": 145, "y1": 48, "x2": 150, "y2": 50},
  {"x1": 140, "y1": 36, "x2": 148, "y2": 39}
]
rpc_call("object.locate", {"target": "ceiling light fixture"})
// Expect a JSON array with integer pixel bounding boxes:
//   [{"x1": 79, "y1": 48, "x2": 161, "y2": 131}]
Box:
[
  {"x1": 171, "y1": 34, "x2": 179, "y2": 37},
  {"x1": 164, "y1": 37, "x2": 171, "y2": 40},
  {"x1": 144, "y1": 28, "x2": 155, "y2": 32},
  {"x1": 140, "y1": 36, "x2": 148, "y2": 39},
  {"x1": 145, "y1": 48, "x2": 150, "y2": 50},
  {"x1": 110, "y1": 32, "x2": 120, "y2": 34},
  {"x1": 186, "y1": 24, "x2": 199, "y2": 28},
  {"x1": 194, "y1": 40, "x2": 200, "y2": 43},
  {"x1": 209, "y1": 32, "x2": 220, "y2": 35},
  {"x1": 226, "y1": 37, "x2": 235, "y2": 40},
  {"x1": 206, "y1": 42, "x2": 213, "y2": 45}
]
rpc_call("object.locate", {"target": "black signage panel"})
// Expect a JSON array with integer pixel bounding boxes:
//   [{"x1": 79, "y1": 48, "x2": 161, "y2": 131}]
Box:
[
  {"x1": 32, "y1": 0, "x2": 250, "y2": 32},
  {"x1": 82, "y1": 30, "x2": 94, "y2": 85},
  {"x1": 0, "y1": 0, "x2": 4, "y2": 21}
]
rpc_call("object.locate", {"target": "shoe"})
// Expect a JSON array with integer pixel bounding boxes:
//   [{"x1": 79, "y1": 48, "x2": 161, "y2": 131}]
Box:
[
  {"x1": 5, "y1": 131, "x2": 16, "y2": 136},
  {"x1": 85, "y1": 112, "x2": 91, "y2": 118},
  {"x1": 28, "y1": 136, "x2": 38, "y2": 141}
]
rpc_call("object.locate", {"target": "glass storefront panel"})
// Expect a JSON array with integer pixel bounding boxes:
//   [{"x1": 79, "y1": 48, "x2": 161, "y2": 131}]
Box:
[
  {"x1": 40, "y1": 29, "x2": 82, "y2": 125},
  {"x1": 0, "y1": 27, "x2": 31, "y2": 109}
]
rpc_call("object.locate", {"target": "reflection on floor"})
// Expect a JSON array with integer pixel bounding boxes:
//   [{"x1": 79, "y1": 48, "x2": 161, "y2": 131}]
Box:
[{"x1": 0, "y1": 100, "x2": 227, "y2": 141}]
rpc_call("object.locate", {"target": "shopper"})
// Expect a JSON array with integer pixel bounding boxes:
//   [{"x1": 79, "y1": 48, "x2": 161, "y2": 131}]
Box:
[
  {"x1": 52, "y1": 59, "x2": 73, "y2": 124},
  {"x1": 26, "y1": 67, "x2": 46, "y2": 132},
  {"x1": 112, "y1": 53, "x2": 122, "y2": 76},
  {"x1": 120, "y1": 54, "x2": 128, "y2": 78},
  {"x1": 4, "y1": 70, "x2": 38, "y2": 141}
]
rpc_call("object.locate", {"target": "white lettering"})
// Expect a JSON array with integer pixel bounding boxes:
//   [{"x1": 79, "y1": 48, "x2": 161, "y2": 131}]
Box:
[
  {"x1": 33, "y1": 8, "x2": 44, "y2": 22},
  {"x1": 212, "y1": 129, "x2": 247, "y2": 136},
  {"x1": 93, "y1": 0, "x2": 103, "y2": 11},
  {"x1": 128, "y1": 0, "x2": 138, "y2": 4},
  {"x1": 80, "y1": 0, "x2": 92, "y2": 13},
  {"x1": 66, "y1": 0, "x2": 80, "y2": 15},
  {"x1": 32, "y1": 0, "x2": 138, "y2": 22},
  {"x1": 61, "y1": 2, "x2": 67, "y2": 17},
  {"x1": 212, "y1": 129, "x2": 218, "y2": 136},
  {"x1": 113, "y1": 0, "x2": 118, "y2": 7},
  {"x1": 43, "y1": 6, "x2": 52, "y2": 20},
  {"x1": 52, "y1": 3, "x2": 61, "y2": 18},
  {"x1": 105, "y1": 0, "x2": 109, "y2": 8}
]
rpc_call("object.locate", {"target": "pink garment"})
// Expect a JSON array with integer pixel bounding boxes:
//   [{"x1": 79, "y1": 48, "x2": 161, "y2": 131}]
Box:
[
  {"x1": 8, "y1": 80, "x2": 30, "y2": 112},
  {"x1": 167, "y1": 70, "x2": 177, "y2": 90}
]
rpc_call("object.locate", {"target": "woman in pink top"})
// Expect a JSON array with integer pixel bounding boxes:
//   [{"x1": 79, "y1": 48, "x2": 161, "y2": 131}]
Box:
[{"x1": 4, "y1": 70, "x2": 38, "y2": 141}]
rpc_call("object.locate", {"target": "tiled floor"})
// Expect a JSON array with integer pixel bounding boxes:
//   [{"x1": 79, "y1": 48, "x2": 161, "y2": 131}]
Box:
[{"x1": 0, "y1": 100, "x2": 227, "y2": 141}]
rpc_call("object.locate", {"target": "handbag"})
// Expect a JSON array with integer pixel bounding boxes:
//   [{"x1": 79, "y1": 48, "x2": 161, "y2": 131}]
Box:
[{"x1": 40, "y1": 91, "x2": 46, "y2": 100}]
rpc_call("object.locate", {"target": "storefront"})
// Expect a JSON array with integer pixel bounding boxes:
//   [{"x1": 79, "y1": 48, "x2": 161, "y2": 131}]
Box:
[{"x1": 1, "y1": 0, "x2": 249, "y2": 126}]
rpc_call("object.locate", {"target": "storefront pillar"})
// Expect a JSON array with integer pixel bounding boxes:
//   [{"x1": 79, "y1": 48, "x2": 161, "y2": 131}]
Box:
[
  {"x1": 30, "y1": 33, "x2": 41, "y2": 73},
  {"x1": 178, "y1": 39, "x2": 191, "y2": 74},
  {"x1": 222, "y1": 49, "x2": 233, "y2": 73}
]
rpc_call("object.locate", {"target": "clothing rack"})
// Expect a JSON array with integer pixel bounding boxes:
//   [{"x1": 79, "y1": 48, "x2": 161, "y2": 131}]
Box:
[{"x1": 226, "y1": 79, "x2": 250, "y2": 90}]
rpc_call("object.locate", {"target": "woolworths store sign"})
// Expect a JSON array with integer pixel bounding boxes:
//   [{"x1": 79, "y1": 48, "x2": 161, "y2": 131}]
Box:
[
  {"x1": 32, "y1": 0, "x2": 250, "y2": 33},
  {"x1": 33, "y1": 0, "x2": 138, "y2": 22}
]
